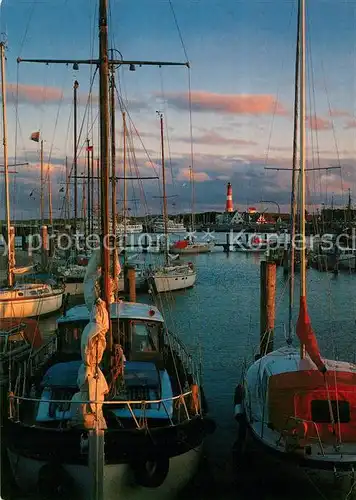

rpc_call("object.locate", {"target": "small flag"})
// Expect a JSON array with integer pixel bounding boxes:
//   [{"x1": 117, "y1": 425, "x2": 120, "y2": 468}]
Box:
[
  {"x1": 86, "y1": 145, "x2": 93, "y2": 152},
  {"x1": 30, "y1": 131, "x2": 40, "y2": 142}
]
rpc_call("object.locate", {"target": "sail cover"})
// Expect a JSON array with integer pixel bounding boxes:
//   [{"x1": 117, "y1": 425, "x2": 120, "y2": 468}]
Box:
[
  {"x1": 296, "y1": 296, "x2": 326, "y2": 372},
  {"x1": 70, "y1": 298, "x2": 109, "y2": 429}
]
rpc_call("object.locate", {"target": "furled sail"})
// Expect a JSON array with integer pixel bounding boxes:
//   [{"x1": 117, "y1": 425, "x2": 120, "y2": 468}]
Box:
[
  {"x1": 296, "y1": 296, "x2": 326, "y2": 373},
  {"x1": 69, "y1": 298, "x2": 109, "y2": 429}
]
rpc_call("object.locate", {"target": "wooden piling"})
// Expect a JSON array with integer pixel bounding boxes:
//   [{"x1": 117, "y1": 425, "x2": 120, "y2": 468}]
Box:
[{"x1": 260, "y1": 260, "x2": 276, "y2": 356}]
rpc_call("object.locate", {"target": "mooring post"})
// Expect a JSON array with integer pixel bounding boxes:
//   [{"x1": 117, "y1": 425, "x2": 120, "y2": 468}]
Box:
[
  {"x1": 260, "y1": 259, "x2": 276, "y2": 357},
  {"x1": 127, "y1": 265, "x2": 136, "y2": 302}
]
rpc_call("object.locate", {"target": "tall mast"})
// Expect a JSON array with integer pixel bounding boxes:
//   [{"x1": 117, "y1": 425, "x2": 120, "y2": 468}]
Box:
[
  {"x1": 65, "y1": 156, "x2": 70, "y2": 223},
  {"x1": 299, "y1": 0, "x2": 306, "y2": 358},
  {"x1": 288, "y1": 0, "x2": 300, "y2": 342},
  {"x1": 98, "y1": 0, "x2": 111, "y2": 345},
  {"x1": 91, "y1": 147, "x2": 94, "y2": 235},
  {"x1": 87, "y1": 139, "x2": 91, "y2": 237},
  {"x1": 40, "y1": 140, "x2": 44, "y2": 224},
  {"x1": 190, "y1": 165, "x2": 195, "y2": 232},
  {"x1": 122, "y1": 111, "x2": 127, "y2": 262},
  {"x1": 110, "y1": 54, "x2": 117, "y2": 239},
  {"x1": 0, "y1": 41, "x2": 13, "y2": 287},
  {"x1": 48, "y1": 163, "x2": 53, "y2": 226},
  {"x1": 73, "y1": 80, "x2": 79, "y2": 226},
  {"x1": 158, "y1": 111, "x2": 168, "y2": 265}
]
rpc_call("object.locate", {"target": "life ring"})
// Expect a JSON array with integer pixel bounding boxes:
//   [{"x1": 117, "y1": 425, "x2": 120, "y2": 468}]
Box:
[
  {"x1": 131, "y1": 455, "x2": 169, "y2": 488},
  {"x1": 37, "y1": 462, "x2": 73, "y2": 498}
]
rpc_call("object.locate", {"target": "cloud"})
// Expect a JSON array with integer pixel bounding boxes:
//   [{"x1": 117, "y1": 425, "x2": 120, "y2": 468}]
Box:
[
  {"x1": 7, "y1": 83, "x2": 63, "y2": 104},
  {"x1": 343, "y1": 119, "x2": 356, "y2": 129},
  {"x1": 306, "y1": 116, "x2": 332, "y2": 131},
  {"x1": 329, "y1": 109, "x2": 350, "y2": 118},
  {"x1": 176, "y1": 168, "x2": 211, "y2": 182},
  {"x1": 164, "y1": 91, "x2": 287, "y2": 116},
  {"x1": 176, "y1": 130, "x2": 257, "y2": 146}
]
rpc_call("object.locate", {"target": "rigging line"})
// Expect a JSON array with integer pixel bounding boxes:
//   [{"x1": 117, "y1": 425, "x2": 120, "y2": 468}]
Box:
[
  {"x1": 18, "y1": 0, "x2": 37, "y2": 57},
  {"x1": 187, "y1": 68, "x2": 194, "y2": 227},
  {"x1": 168, "y1": 0, "x2": 189, "y2": 62}
]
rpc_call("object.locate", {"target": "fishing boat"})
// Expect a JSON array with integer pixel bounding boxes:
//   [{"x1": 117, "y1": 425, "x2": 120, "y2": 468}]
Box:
[
  {"x1": 233, "y1": 0, "x2": 356, "y2": 492},
  {"x1": 0, "y1": 44, "x2": 64, "y2": 318},
  {"x1": 149, "y1": 113, "x2": 197, "y2": 292},
  {"x1": 170, "y1": 238, "x2": 213, "y2": 255},
  {"x1": 6, "y1": 4, "x2": 214, "y2": 498}
]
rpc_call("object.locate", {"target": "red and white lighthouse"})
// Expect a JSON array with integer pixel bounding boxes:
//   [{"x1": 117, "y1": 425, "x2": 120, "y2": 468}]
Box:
[{"x1": 225, "y1": 182, "x2": 234, "y2": 212}]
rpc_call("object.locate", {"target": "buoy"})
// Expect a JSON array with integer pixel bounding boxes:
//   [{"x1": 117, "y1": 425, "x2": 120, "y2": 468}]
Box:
[{"x1": 131, "y1": 455, "x2": 169, "y2": 488}]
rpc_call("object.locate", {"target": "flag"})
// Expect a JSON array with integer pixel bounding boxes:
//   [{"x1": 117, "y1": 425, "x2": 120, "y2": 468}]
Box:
[
  {"x1": 86, "y1": 145, "x2": 93, "y2": 152},
  {"x1": 30, "y1": 131, "x2": 40, "y2": 142},
  {"x1": 296, "y1": 296, "x2": 326, "y2": 372}
]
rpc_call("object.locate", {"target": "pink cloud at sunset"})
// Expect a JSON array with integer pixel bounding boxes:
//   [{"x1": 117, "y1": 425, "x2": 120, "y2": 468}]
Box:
[
  {"x1": 7, "y1": 83, "x2": 64, "y2": 104},
  {"x1": 306, "y1": 116, "x2": 332, "y2": 131},
  {"x1": 176, "y1": 168, "x2": 211, "y2": 182},
  {"x1": 165, "y1": 91, "x2": 287, "y2": 116}
]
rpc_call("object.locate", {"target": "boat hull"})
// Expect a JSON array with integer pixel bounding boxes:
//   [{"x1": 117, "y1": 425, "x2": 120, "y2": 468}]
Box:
[
  {"x1": 153, "y1": 271, "x2": 196, "y2": 292},
  {"x1": 234, "y1": 418, "x2": 356, "y2": 496},
  {"x1": 170, "y1": 244, "x2": 212, "y2": 255},
  {"x1": 7, "y1": 446, "x2": 201, "y2": 500},
  {"x1": 0, "y1": 291, "x2": 63, "y2": 318}
]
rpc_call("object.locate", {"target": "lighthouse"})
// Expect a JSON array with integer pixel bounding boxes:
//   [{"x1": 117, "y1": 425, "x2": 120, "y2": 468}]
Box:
[{"x1": 225, "y1": 182, "x2": 233, "y2": 212}]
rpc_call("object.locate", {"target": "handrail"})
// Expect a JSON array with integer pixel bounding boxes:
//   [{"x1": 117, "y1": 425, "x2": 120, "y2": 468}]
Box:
[
  {"x1": 282, "y1": 415, "x2": 326, "y2": 457},
  {"x1": 9, "y1": 389, "x2": 193, "y2": 406}
]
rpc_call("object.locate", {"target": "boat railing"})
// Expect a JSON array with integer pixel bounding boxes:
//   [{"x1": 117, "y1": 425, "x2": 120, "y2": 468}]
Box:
[
  {"x1": 165, "y1": 329, "x2": 201, "y2": 383},
  {"x1": 278, "y1": 415, "x2": 326, "y2": 457},
  {"x1": 8, "y1": 389, "x2": 198, "y2": 429},
  {"x1": 27, "y1": 336, "x2": 57, "y2": 378}
]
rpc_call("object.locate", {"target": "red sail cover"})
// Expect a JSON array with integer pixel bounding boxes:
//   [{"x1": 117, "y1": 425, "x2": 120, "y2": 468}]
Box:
[
  {"x1": 174, "y1": 240, "x2": 188, "y2": 249},
  {"x1": 296, "y1": 296, "x2": 326, "y2": 372}
]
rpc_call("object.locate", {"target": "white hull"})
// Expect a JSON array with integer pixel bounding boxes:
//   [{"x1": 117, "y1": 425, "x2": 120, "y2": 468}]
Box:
[
  {"x1": 0, "y1": 291, "x2": 63, "y2": 318},
  {"x1": 153, "y1": 270, "x2": 196, "y2": 292},
  {"x1": 170, "y1": 243, "x2": 213, "y2": 254},
  {"x1": 8, "y1": 446, "x2": 201, "y2": 500}
]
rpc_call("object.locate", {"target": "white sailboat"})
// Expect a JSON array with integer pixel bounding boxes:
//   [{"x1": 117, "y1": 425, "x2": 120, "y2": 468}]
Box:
[
  {"x1": 233, "y1": 1, "x2": 356, "y2": 491},
  {"x1": 0, "y1": 42, "x2": 64, "y2": 318},
  {"x1": 149, "y1": 112, "x2": 196, "y2": 293}
]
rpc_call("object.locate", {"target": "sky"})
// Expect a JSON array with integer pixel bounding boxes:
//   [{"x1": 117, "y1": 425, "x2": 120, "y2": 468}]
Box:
[{"x1": 0, "y1": 0, "x2": 356, "y2": 219}]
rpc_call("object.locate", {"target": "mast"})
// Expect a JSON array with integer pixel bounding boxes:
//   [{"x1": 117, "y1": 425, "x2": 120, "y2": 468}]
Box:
[
  {"x1": 0, "y1": 41, "x2": 13, "y2": 287},
  {"x1": 299, "y1": 0, "x2": 306, "y2": 358},
  {"x1": 73, "y1": 80, "x2": 79, "y2": 226},
  {"x1": 288, "y1": 0, "x2": 300, "y2": 342},
  {"x1": 65, "y1": 156, "x2": 70, "y2": 223},
  {"x1": 98, "y1": 0, "x2": 111, "y2": 347},
  {"x1": 190, "y1": 165, "x2": 195, "y2": 232},
  {"x1": 110, "y1": 54, "x2": 117, "y2": 240},
  {"x1": 122, "y1": 112, "x2": 127, "y2": 260},
  {"x1": 40, "y1": 140, "x2": 44, "y2": 224},
  {"x1": 91, "y1": 146, "x2": 94, "y2": 235},
  {"x1": 48, "y1": 163, "x2": 53, "y2": 226},
  {"x1": 158, "y1": 111, "x2": 168, "y2": 265},
  {"x1": 87, "y1": 139, "x2": 91, "y2": 237},
  {"x1": 97, "y1": 157, "x2": 101, "y2": 232}
]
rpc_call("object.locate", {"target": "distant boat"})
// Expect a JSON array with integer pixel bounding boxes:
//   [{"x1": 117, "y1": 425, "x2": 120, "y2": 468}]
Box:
[
  {"x1": 170, "y1": 237, "x2": 213, "y2": 255},
  {"x1": 152, "y1": 218, "x2": 186, "y2": 234},
  {"x1": 115, "y1": 221, "x2": 143, "y2": 234}
]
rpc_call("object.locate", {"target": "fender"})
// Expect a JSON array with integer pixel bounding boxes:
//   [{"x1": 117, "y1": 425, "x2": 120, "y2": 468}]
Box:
[
  {"x1": 37, "y1": 461, "x2": 73, "y2": 498},
  {"x1": 131, "y1": 455, "x2": 169, "y2": 488}
]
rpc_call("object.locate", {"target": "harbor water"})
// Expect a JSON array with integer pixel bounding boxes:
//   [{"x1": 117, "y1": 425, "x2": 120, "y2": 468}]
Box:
[{"x1": 2, "y1": 243, "x2": 355, "y2": 499}]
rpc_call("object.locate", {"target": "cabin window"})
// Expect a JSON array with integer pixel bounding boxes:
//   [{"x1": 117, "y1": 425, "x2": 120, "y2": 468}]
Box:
[
  {"x1": 311, "y1": 400, "x2": 350, "y2": 423},
  {"x1": 131, "y1": 321, "x2": 160, "y2": 353}
]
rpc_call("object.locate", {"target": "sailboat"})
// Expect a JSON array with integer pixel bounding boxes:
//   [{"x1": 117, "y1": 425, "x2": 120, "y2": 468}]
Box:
[
  {"x1": 233, "y1": 0, "x2": 356, "y2": 490},
  {"x1": 5, "y1": 3, "x2": 214, "y2": 498},
  {"x1": 0, "y1": 43, "x2": 64, "y2": 318},
  {"x1": 148, "y1": 112, "x2": 197, "y2": 293},
  {"x1": 170, "y1": 167, "x2": 214, "y2": 255}
]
